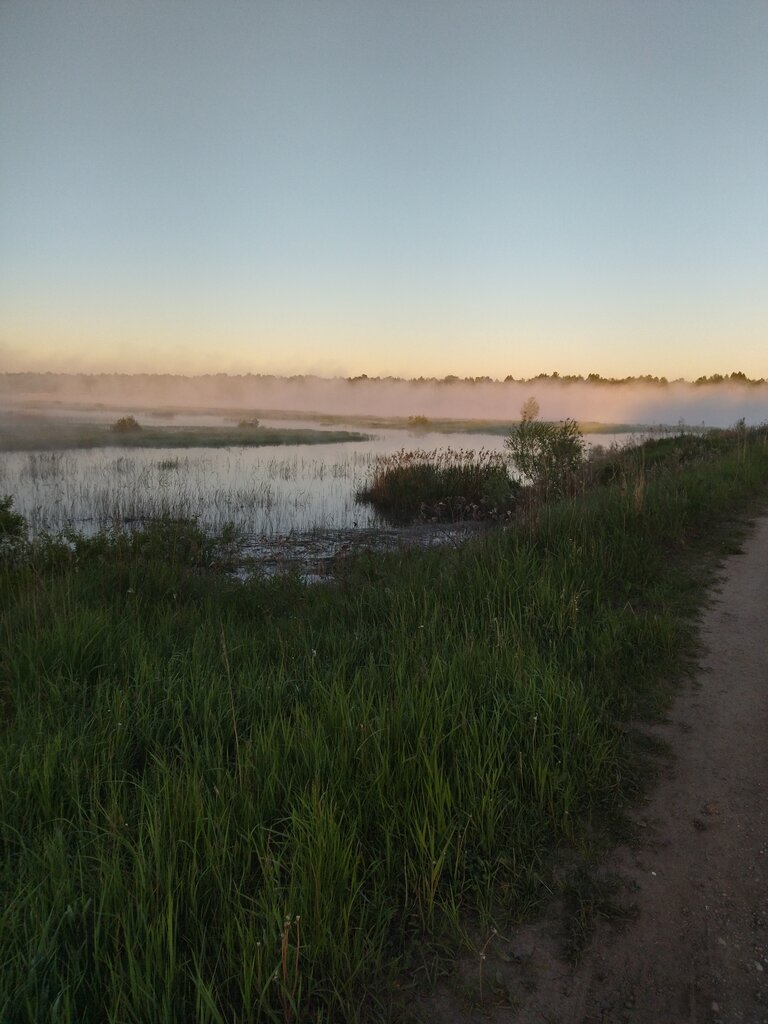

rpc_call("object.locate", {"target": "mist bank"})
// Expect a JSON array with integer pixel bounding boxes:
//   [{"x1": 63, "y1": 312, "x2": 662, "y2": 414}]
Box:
[{"x1": 2, "y1": 372, "x2": 767, "y2": 428}]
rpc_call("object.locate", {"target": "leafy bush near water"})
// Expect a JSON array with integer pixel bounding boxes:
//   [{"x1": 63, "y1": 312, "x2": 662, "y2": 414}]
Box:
[
  {"x1": 2, "y1": 427, "x2": 768, "y2": 1022},
  {"x1": 0, "y1": 495, "x2": 25, "y2": 539},
  {"x1": 0, "y1": 496, "x2": 27, "y2": 565},
  {"x1": 505, "y1": 401, "x2": 586, "y2": 495}
]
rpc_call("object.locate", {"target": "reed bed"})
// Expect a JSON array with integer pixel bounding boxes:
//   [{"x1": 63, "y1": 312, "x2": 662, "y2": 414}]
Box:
[
  {"x1": 356, "y1": 447, "x2": 519, "y2": 521},
  {"x1": 1, "y1": 428, "x2": 768, "y2": 1022},
  {"x1": 1, "y1": 449, "x2": 380, "y2": 537}
]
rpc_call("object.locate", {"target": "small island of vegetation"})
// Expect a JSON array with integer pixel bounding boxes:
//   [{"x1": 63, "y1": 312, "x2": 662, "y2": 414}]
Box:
[
  {"x1": 109, "y1": 414, "x2": 143, "y2": 433},
  {"x1": 0, "y1": 412, "x2": 369, "y2": 452}
]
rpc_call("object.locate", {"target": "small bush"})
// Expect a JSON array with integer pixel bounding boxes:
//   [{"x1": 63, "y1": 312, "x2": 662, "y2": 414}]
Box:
[
  {"x1": 0, "y1": 495, "x2": 26, "y2": 539},
  {"x1": 506, "y1": 403, "x2": 585, "y2": 495},
  {"x1": 0, "y1": 496, "x2": 27, "y2": 564},
  {"x1": 236, "y1": 417, "x2": 260, "y2": 429},
  {"x1": 109, "y1": 415, "x2": 142, "y2": 434}
]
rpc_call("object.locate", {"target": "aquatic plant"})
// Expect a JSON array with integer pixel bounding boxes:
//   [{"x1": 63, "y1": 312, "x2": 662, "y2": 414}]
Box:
[
  {"x1": 2, "y1": 448, "x2": 380, "y2": 538},
  {"x1": 357, "y1": 447, "x2": 520, "y2": 522}
]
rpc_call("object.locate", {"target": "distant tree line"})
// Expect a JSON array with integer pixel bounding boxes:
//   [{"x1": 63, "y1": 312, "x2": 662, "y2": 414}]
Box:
[{"x1": 2, "y1": 369, "x2": 766, "y2": 395}]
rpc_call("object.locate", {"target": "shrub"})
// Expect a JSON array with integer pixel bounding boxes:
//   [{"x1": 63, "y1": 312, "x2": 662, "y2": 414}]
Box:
[
  {"x1": 237, "y1": 417, "x2": 260, "y2": 429},
  {"x1": 0, "y1": 496, "x2": 26, "y2": 539},
  {"x1": 109, "y1": 415, "x2": 142, "y2": 434},
  {"x1": 505, "y1": 403, "x2": 585, "y2": 495},
  {"x1": 0, "y1": 496, "x2": 27, "y2": 564}
]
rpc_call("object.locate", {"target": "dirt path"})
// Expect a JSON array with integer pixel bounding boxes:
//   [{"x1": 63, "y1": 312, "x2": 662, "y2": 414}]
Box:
[
  {"x1": 421, "y1": 515, "x2": 768, "y2": 1024},
  {"x1": 568, "y1": 513, "x2": 768, "y2": 1022}
]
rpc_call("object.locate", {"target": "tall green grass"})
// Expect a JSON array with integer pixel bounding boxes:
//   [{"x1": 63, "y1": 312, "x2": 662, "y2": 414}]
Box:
[{"x1": 1, "y1": 427, "x2": 768, "y2": 1022}]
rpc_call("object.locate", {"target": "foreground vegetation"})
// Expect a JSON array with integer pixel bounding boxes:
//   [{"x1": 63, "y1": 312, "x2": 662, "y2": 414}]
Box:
[
  {"x1": 0, "y1": 414, "x2": 368, "y2": 452},
  {"x1": 2, "y1": 425, "x2": 768, "y2": 1022}
]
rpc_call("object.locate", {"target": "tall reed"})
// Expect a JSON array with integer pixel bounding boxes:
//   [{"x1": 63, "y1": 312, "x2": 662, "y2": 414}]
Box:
[{"x1": 357, "y1": 447, "x2": 518, "y2": 521}]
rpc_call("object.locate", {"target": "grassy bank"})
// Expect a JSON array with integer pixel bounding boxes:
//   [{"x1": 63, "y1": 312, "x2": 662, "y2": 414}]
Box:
[
  {"x1": 2, "y1": 428, "x2": 768, "y2": 1022},
  {"x1": 0, "y1": 414, "x2": 369, "y2": 452}
]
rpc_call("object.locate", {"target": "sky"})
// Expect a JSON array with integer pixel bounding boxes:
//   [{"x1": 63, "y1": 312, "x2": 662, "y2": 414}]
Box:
[{"x1": 1, "y1": 0, "x2": 767, "y2": 381}]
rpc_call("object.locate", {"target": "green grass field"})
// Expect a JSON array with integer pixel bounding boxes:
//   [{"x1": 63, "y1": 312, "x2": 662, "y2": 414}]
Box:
[{"x1": 1, "y1": 425, "x2": 767, "y2": 1022}]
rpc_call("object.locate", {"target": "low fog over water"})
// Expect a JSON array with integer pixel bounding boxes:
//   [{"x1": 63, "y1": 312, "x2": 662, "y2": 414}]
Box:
[{"x1": 2, "y1": 373, "x2": 768, "y2": 427}]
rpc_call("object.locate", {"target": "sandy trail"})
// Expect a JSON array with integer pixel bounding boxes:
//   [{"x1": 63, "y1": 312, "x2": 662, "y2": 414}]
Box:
[
  {"x1": 581, "y1": 512, "x2": 768, "y2": 1023},
  {"x1": 567, "y1": 514, "x2": 768, "y2": 1022},
  {"x1": 422, "y1": 515, "x2": 768, "y2": 1024}
]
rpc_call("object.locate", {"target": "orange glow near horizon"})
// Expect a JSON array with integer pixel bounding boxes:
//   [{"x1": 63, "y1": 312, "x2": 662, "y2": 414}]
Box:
[{"x1": 2, "y1": 309, "x2": 766, "y2": 383}]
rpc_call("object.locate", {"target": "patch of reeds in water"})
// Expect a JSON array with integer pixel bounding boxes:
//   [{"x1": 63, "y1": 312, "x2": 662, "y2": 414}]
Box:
[
  {"x1": 1, "y1": 448, "x2": 381, "y2": 537},
  {"x1": 356, "y1": 447, "x2": 520, "y2": 522}
]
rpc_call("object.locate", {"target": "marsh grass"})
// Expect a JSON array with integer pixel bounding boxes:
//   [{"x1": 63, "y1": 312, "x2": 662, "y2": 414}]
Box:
[
  {"x1": 2, "y1": 448, "x2": 381, "y2": 537},
  {"x1": 2, "y1": 427, "x2": 768, "y2": 1022},
  {"x1": 357, "y1": 447, "x2": 520, "y2": 522}
]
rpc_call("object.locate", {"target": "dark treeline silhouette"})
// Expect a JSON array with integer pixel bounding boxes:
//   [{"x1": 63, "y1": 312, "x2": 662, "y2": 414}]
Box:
[{"x1": 2, "y1": 370, "x2": 766, "y2": 396}]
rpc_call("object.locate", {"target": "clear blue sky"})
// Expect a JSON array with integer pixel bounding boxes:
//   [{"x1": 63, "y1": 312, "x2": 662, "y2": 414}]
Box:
[{"x1": 1, "y1": 0, "x2": 766, "y2": 379}]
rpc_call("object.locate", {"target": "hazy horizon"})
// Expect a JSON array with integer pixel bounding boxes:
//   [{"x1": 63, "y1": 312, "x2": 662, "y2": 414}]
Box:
[{"x1": 4, "y1": 369, "x2": 768, "y2": 428}]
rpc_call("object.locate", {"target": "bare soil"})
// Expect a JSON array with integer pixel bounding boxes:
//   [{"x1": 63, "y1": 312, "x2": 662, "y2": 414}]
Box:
[{"x1": 418, "y1": 515, "x2": 768, "y2": 1024}]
